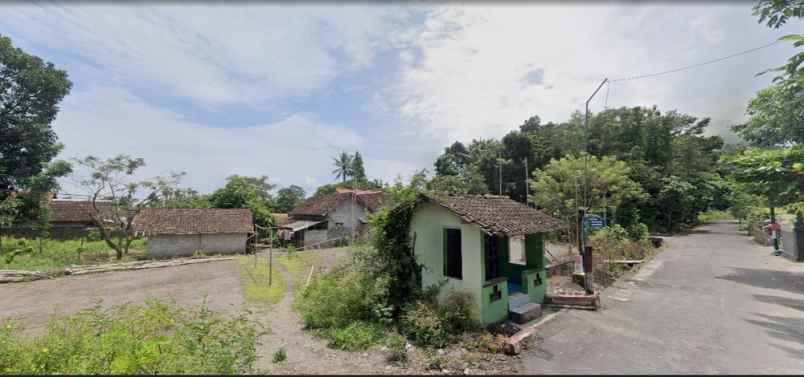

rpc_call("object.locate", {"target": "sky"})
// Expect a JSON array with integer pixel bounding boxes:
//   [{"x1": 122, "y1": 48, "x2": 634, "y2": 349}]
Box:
[{"x1": 1, "y1": 2, "x2": 801, "y2": 197}]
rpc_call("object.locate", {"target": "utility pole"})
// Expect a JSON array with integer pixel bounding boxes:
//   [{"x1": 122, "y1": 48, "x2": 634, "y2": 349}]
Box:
[
  {"x1": 498, "y1": 154, "x2": 502, "y2": 196},
  {"x1": 524, "y1": 158, "x2": 529, "y2": 205},
  {"x1": 580, "y1": 77, "x2": 608, "y2": 294}
]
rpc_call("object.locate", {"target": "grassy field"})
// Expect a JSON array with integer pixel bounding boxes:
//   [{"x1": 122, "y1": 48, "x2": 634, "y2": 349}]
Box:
[
  {"x1": 0, "y1": 237, "x2": 146, "y2": 271},
  {"x1": 236, "y1": 254, "x2": 286, "y2": 309}
]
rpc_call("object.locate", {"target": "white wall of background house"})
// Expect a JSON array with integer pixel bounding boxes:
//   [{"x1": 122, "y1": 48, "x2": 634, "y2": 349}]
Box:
[{"x1": 147, "y1": 233, "x2": 247, "y2": 257}]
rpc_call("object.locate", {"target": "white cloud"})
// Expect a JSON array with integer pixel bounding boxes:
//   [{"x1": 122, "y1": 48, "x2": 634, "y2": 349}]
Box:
[
  {"x1": 54, "y1": 86, "x2": 363, "y2": 196},
  {"x1": 0, "y1": 4, "x2": 403, "y2": 106},
  {"x1": 387, "y1": 4, "x2": 801, "y2": 144}
]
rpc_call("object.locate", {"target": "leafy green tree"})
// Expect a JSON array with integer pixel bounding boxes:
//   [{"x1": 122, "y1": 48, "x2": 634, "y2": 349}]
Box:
[
  {"x1": 74, "y1": 155, "x2": 181, "y2": 259},
  {"x1": 530, "y1": 154, "x2": 646, "y2": 241},
  {"x1": 733, "y1": 81, "x2": 803, "y2": 146},
  {"x1": 721, "y1": 145, "x2": 804, "y2": 209},
  {"x1": 0, "y1": 35, "x2": 73, "y2": 227},
  {"x1": 210, "y1": 175, "x2": 276, "y2": 228},
  {"x1": 332, "y1": 152, "x2": 353, "y2": 183},
  {"x1": 753, "y1": 0, "x2": 804, "y2": 29},
  {"x1": 388, "y1": 169, "x2": 428, "y2": 204},
  {"x1": 427, "y1": 175, "x2": 469, "y2": 195},
  {"x1": 275, "y1": 185, "x2": 306, "y2": 213},
  {"x1": 145, "y1": 173, "x2": 211, "y2": 209},
  {"x1": 0, "y1": 35, "x2": 72, "y2": 193},
  {"x1": 351, "y1": 151, "x2": 367, "y2": 183}
]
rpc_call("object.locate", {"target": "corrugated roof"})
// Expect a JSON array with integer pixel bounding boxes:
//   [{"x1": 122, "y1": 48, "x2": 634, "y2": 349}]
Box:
[
  {"x1": 418, "y1": 194, "x2": 563, "y2": 236},
  {"x1": 134, "y1": 208, "x2": 253, "y2": 235},
  {"x1": 283, "y1": 219, "x2": 327, "y2": 232}
]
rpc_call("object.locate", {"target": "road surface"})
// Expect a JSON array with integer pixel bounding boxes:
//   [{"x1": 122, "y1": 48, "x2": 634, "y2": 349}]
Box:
[{"x1": 519, "y1": 221, "x2": 804, "y2": 374}]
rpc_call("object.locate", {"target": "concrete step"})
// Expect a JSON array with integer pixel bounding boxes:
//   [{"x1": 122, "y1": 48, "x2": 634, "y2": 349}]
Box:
[
  {"x1": 509, "y1": 302, "x2": 542, "y2": 324},
  {"x1": 508, "y1": 292, "x2": 530, "y2": 309}
]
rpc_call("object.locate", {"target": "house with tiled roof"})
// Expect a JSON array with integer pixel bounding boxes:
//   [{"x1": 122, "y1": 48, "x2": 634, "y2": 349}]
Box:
[
  {"x1": 285, "y1": 188, "x2": 389, "y2": 248},
  {"x1": 133, "y1": 208, "x2": 253, "y2": 257},
  {"x1": 407, "y1": 193, "x2": 563, "y2": 326}
]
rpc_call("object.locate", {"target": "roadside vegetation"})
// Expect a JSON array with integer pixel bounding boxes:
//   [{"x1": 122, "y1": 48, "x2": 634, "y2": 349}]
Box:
[
  {"x1": 587, "y1": 224, "x2": 655, "y2": 287},
  {"x1": 0, "y1": 299, "x2": 257, "y2": 374},
  {"x1": 295, "y1": 202, "x2": 509, "y2": 368},
  {"x1": 236, "y1": 255, "x2": 285, "y2": 309},
  {"x1": 0, "y1": 236, "x2": 145, "y2": 271}
]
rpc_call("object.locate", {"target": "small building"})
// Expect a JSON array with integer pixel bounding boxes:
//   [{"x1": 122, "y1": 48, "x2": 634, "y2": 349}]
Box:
[
  {"x1": 286, "y1": 188, "x2": 389, "y2": 248},
  {"x1": 408, "y1": 194, "x2": 562, "y2": 326},
  {"x1": 48, "y1": 199, "x2": 116, "y2": 238},
  {"x1": 134, "y1": 208, "x2": 253, "y2": 257}
]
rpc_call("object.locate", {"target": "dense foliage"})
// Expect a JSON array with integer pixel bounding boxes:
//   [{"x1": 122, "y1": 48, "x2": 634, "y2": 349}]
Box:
[
  {"x1": 0, "y1": 300, "x2": 257, "y2": 374},
  {"x1": 275, "y1": 185, "x2": 306, "y2": 213},
  {"x1": 0, "y1": 35, "x2": 74, "y2": 229},
  {"x1": 0, "y1": 236, "x2": 145, "y2": 271},
  {"x1": 433, "y1": 106, "x2": 727, "y2": 233},
  {"x1": 210, "y1": 175, "x2": 276, "y2": 227}
]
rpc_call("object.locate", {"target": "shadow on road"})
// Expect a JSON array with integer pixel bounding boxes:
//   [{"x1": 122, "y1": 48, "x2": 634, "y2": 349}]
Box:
[
  {"x1": 754, "y1": 294, "x2": 804, "y2": 312},
  {"x1": 715, "y1": 267, "x2": 804, "y2": 295},
  {"x1": 746, "y1": 313, "x2": 804, "y2": 359}
]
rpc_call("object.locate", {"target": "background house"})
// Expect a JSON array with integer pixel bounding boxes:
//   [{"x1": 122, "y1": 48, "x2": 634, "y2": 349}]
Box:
[
  {"x1": 408, "y1": 194, "x2": 562, "y2": 326},
  {"x1": 285, "y1": 188, "x2": 389, "y2": 248},
  {"x1": 134, "y1": 208, "x2": 253, "y2": 257}
]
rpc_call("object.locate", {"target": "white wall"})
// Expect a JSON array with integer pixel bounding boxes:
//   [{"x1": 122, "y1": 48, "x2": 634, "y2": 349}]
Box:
[
  {"x1": 147, "y1": 233, "x2": 247, "y2": 257},
  {"x1": 410, "y1": 202, "x2": 484, "y2": 322}
]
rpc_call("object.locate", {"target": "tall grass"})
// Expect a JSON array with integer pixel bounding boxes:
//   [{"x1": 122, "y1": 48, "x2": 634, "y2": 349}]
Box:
[
  {"x1": 0, "y1": 299, "x2": 257, "y2": 374},
  {"x1": 0, "y1": 237, "x2": 145, "y2": 271}
]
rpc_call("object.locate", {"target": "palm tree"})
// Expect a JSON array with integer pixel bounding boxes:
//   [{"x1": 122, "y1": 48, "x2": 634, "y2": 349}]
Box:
[{"x1": 332, "y1": 152, "x2": 353, "y2": 183}]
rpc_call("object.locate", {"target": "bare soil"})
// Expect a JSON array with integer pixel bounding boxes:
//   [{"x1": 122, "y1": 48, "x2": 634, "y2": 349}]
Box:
[{"x1": 0, "y1": 259, "x2": 244, "y2": 335}]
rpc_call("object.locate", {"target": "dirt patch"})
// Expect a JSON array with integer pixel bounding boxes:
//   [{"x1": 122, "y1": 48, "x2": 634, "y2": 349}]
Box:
[{"x1": 0, "y1": 259, "x2": 243, "y2": 336}]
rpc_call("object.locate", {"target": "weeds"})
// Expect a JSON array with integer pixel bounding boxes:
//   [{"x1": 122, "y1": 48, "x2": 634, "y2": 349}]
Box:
[
  {"x1": 0, "y1": 299, "x2": 257, "y2": 374},
  {"x1": 272, "y1": 347, "x2": 287, "y2": 363},
  {"x1": 0, "y1": 237, "x2": 145, "y2": 271}
]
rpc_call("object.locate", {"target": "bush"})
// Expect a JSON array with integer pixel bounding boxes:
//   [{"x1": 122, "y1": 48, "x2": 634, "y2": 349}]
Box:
[
  {"x1": 272, "y1": 347, "x2": 287, "y2": 363},
  {"x1": 400, "y1": 291, "x2": 477, "y2": 348},
  {"x1": 385, "y1": 333, "x2": 408, "y2": 365},
  {"x1": 697, "y1": 209, "x2": 734, "y2": 224},
  {"x1": 0, "y1": 300, "x2": 256, "y2": 374},
  {"x1": 0, "y1": 237, "x2": 146, "y2": 271},
  {"x1": 322, "y1": 321, "x2": 385, "y2": 351},
  {"x1": 401, "y1": 300, "x2": 449, "y2": 348}
]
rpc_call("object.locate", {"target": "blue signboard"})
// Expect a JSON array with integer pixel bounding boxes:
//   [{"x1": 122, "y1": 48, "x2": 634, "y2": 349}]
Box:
[{"x1": 583, "y1": 214, "x2": 606, "y2": 231}]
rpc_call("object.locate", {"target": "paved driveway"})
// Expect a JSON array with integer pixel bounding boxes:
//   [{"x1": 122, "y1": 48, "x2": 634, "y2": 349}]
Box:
[
  {"x1": 519, "y1": 221, "x2": 804, "y2": 374},
  {"x1": 0, "y1": 260, "x2": 243, "y2": 335}
]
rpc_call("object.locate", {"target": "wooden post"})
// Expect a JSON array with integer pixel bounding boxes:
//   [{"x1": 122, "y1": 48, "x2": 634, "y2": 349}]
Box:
[{"x1": 268, "y1": 228, "x2": 274, "y2": 286}]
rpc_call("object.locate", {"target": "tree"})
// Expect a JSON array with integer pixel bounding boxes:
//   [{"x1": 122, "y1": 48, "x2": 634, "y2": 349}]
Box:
[
  {"x1": 351, "y1": 151, "x2": 367, "y2": 183},
  {"x1": 74, "y1": 155, "x2": 180, "y2": 259},
  {"x1": 733, "y1": 80, "x2": 803, "y2": 146},
  {"x1": 0, "y1": 35, "x2": 72, "y2": 194},
  {"x1": 145, "y1": 172, "x2": 211, "y2": 209},
  {"x1": 530, "y1": 154, "x2": 646, "y2": 242},
  {"x1": 721, "y1": 145, "x2": 803, "y2": 209},
  {"x1": 210, "y1": 175, "x2": 276, "y2": 228},
  {"x1": 275, "y1": 185, "x2": 306, "y2": 213},
  {"x1": 427, "y1": 175, "x2": 469, "y2": 196},
  {"x1": 332, "y1": 152, "x2": 353, "y2": 183},
  {"x1": 753, "y1": 0, "x2": 804, "y2": 29},
  {"x1": 388, "y1": 169, "x2": 429, "y2": 204}
]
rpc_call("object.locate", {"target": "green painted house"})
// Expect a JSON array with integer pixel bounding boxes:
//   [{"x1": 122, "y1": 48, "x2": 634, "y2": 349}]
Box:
[{"x1": 409, "y1": 194, "x2": 562, "y2": 326}]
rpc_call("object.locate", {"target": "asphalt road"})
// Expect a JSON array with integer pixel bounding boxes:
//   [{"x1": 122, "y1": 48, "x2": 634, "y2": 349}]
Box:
[{"x1": 519, "y1": 221, "x2": 804, "y2": 374}]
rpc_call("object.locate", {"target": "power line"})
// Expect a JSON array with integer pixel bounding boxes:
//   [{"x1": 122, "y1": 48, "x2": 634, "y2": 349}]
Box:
[{"x1": 609, "y1": 40, "x2": 781, "y2": 83}]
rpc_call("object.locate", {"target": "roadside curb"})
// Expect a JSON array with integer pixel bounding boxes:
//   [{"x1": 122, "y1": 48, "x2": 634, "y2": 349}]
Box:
[{"x1": 505, "y1": 310, "x2": 562, "y2": 355}]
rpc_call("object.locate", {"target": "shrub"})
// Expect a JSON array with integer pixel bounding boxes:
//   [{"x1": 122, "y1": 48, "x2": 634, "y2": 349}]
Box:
[
  {"x1": 401, "y1": 300, "x2": 449, "y2": 348},
  {"x1": 322, "y1": 321, "x2": 385, "y2": 351},
  {"x1": 462, "y1": 331, "x2": 507, "y2": 354},
  {"x1": 400, "y1": 291, "x2": 477, "y2": 348},
  {"x1": 0, "y1": 300, "x2": 256, "y2": 374},
  {"x1": 272, "y1": 347, "x2": 287, "y2": 363},
  {"x1": 385, "y1": 333, "x2": 408, "y2": 365}
]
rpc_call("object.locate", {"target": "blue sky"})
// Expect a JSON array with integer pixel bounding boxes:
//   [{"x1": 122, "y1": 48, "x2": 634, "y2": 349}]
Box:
[{"x1": 0, "y1": 3, "x2": 800, "y2": 197}]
